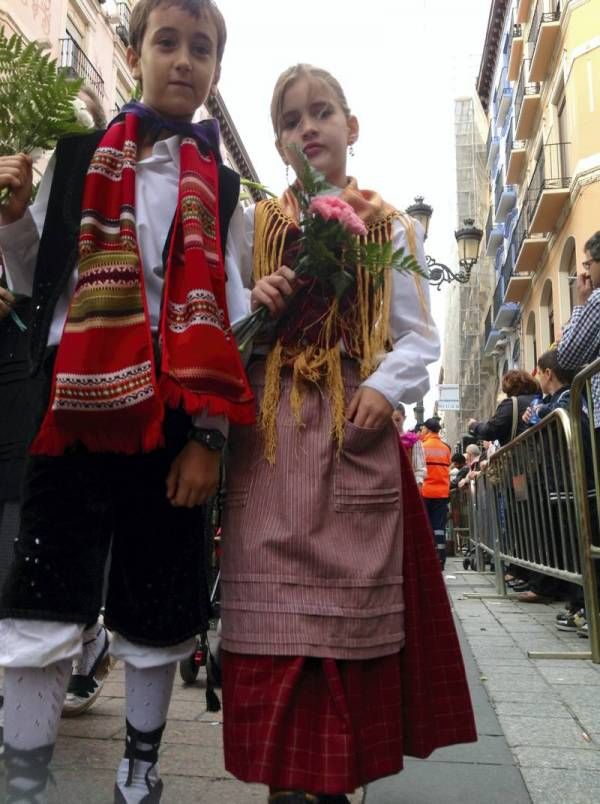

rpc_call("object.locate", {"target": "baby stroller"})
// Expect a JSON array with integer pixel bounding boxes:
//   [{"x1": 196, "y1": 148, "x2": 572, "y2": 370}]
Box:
[{"x1": 178, "y1": 481, "x2": 224, "y2": 712}]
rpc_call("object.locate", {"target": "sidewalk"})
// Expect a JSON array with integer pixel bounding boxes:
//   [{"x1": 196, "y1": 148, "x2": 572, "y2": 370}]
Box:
[
  {"x1": 367, "y1": 559, "x2": 600, "y2": 804},
  {"x1": 2, "y1": 559, "x2": 600, "y2": 802}
]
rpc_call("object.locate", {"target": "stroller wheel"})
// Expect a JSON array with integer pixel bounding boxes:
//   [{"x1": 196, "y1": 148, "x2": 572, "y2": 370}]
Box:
[{"x1": 463, "y1": 558, "x2": 472, "y2": 571}]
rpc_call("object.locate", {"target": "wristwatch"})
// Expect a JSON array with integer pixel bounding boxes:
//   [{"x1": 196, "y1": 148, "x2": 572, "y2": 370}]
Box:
[{"x1": 188, "y1": 427, "x2": 227, "y2": 452}]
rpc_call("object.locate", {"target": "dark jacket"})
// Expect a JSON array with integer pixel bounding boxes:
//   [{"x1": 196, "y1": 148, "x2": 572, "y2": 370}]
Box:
[{"x1": 469, "y1": 394, "x2": 537, "y2": 446}]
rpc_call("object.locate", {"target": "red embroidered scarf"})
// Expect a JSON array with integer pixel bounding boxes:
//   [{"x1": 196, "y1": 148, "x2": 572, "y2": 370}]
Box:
[{"x1": 31, "y1": 114, "x2": 254, "y2": 456}]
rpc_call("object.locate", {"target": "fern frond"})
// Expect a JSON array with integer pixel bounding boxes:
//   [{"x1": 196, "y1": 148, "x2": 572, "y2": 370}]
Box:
[{"x1": 0, "y1": 27, "x2": 88, "y2": 157}]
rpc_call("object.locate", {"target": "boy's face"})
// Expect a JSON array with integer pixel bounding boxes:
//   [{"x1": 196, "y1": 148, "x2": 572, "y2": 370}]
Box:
[{"x1": 127, "y1": 3, "x2": 220, "y2": 122}]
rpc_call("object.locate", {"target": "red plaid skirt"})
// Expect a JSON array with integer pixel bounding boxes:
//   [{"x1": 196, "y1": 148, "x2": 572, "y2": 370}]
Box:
[{"x1": 222, "y1": 443, "x2": 476, "y2": 793}]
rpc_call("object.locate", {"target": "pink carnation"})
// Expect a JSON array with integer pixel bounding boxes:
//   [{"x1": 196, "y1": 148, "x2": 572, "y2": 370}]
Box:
[
  {"x1": 400, "y1": 431, "x2": 420, "y2": 449},
  {"x1": 308, "y1": 195, "x2": 367, "y2": 237}
]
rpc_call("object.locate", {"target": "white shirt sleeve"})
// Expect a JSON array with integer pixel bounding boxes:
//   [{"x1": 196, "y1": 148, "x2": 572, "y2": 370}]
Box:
[
  {"x1": 0, "y1": 153, "x2": 55, "y2": 296},
  {"x1": 361, "y1": 218, "x2": 440, "y2": 406},
  {"x1": 412, "y1": 439, "x2": 428, "y2": 485}
]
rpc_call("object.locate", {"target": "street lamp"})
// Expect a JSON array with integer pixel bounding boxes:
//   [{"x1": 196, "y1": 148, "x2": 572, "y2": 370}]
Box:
[{"x1": 406, "y1": 196, "x2": 483, "y2": 291}]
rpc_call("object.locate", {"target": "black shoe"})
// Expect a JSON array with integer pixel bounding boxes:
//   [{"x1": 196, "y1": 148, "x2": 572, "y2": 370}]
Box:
[
  {"x1": 63, "y1": 625, "x2": 112, "y2": 717},
  {"x1": 268, "y1": 794, "x2": 319, "y2": 803},
  {"x1": 4, "y1": 743, "x2": 54, "y2": 803},
  {"x1": 114, "y1": 720, "x2": 165, "y2": 803},
  {"x1": 318, "y1": 797, "x2": 351, "y2": 803}
]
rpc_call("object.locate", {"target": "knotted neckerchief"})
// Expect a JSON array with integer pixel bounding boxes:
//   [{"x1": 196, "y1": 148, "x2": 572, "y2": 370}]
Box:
[
  {"x1": 31, "y1": 111, "x2": 254, "y2": 456},
  {"x1": 252, "y1": 178, "x2": 423, "y2": 463}
]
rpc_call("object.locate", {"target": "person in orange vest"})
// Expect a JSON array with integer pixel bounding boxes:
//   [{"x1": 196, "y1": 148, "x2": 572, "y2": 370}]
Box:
[{"x1": 420, "y1": 418, "x2": 452, "y2": 570}]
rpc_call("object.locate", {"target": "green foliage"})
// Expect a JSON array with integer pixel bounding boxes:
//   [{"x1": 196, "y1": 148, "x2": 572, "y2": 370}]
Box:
[{"x1": 0, "y1": 28, "x2": 88, "y2": 157}]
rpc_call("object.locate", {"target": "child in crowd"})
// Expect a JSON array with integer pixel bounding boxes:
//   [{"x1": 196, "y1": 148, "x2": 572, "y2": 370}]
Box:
[
  {"x1": 219, "y1": 63, "x2": 476, "y2": 803},
  {"x1": 0, "y1": 2, "x2": 253, "y2": 802},
  {"x1": 392, "y1": 403, "x2": 427, "y2": 490}
]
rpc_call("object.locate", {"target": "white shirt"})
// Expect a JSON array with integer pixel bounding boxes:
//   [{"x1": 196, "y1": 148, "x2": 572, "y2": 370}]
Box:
[
  {"x1": 235, "y1": 205, "x2": 440, "y2": 406},
  {"x1": 0, "y1": 136, "x2": 250, "y2": 436}
]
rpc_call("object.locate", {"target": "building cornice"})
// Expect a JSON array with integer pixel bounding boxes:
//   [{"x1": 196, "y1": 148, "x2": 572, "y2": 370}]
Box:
[
  {"x1": 205, "y1": 91, "x2": 264, "y2": 201},
  {"x1": 476, "y1": 0, "x2": 510, "y2": 112}
]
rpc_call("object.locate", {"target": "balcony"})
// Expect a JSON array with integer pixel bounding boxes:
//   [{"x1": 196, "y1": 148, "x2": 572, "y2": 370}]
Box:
[
  {"x1": 59, "y1": 35, "x2": 104, "y2": 97},
  {"x1": 485, "y1": 208, "x2": 504, "y2": 256},
  {"x1": 493, "y1": 67, "x2": 512, "y2": 127},
  {"x1": 514, "y1": 60, "x2": 541, "y2": 140},
  {"x1": 529, "y1": 0, "x2": 561, "y2": 82},
  {"x1": 494, "y1": 173, "x2": 517, "y2": 222},
  {"x1": 527, "y1": 142, "x2": 571, "y2": 233},
  {"x1": 508, "y1": 20, "x2": 524, "y2": 81},
  {"x1": 511, "y1": 205, "x2": 548, "y2": 275},
  {"x1": 486, "y1": 128, "x2": 500, "y2": 170},
  {"x1": 116, "y1": 3, "x2": 131, "y2": 46},
  {"x1": 505, "y1": 124, "x2": 527, "y2": 184},
  {"x1": 503, "y1": 238, "x2": 532, "y2": 303},
  {"x1": 516, "y1": 0, "x2": 533, "y2": 24}
]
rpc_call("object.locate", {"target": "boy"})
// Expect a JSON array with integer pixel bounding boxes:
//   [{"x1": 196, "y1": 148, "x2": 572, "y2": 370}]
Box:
[{"x1": 0, "y1": 2, "x2": 253, "y2": 802}]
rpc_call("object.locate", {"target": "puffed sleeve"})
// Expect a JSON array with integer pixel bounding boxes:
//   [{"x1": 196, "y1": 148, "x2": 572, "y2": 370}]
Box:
[{"x1": 361, "y1": 218, "x2": 440, "y2": 406}]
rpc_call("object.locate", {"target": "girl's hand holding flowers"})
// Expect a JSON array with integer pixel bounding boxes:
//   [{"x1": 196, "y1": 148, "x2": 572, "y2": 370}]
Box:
[{"x1": 251, "y1": 265, "x2": 296, "y2": 317}]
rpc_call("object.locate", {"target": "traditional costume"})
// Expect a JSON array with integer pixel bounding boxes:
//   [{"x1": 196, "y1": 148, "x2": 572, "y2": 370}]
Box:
[
  {"x1": 220, "y1": 183, "x2": 476, "y2": 796},
  {"x1": 0, "y1": 105, "x2": 253, "y2": 803}
]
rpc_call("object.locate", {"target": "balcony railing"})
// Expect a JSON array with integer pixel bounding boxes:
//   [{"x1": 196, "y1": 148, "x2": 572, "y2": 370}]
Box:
[
  {"x1": 494, "y1": 172, "x2": 517, "y2": 221},
  {"x1": 514, "y1": 59, "x2": 541, "y2": 139},
  {"x1": 512, "y1": 202, "x2": 548, "y2": 273},
  {"x1": 486, "y1": 127, "x2": 500, "y2": 170},
  {"x1": 493, "y1": 66, "x2": 512, "y2": 126},
  {"x1": 505, "y1": 120, "x2": 527, "y2": 183},
  {"x1": 529, "y1": 0, "x2": 561, "y2": 81},
  {"x1": 116, "y1": 3, "x2": 131, "y2": 46},
  {"x1": 527, "y1": 142, "x2": 571, "y2": 232},
  {"x1": 59, "y1": 36, "x2": 104, "y2": 97},
  {"x1": 485, "y1": 208, "x2": 504, "y2": 256}
]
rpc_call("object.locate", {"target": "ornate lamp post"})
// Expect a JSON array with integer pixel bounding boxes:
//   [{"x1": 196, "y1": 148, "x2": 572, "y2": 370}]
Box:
[{"x1": 406, "y1": 196, "x2": 483, "y2": 291}]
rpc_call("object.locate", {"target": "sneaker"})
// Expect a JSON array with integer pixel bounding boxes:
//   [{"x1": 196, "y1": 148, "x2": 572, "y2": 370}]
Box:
[
  {"x1": 63, "y1": 625, "x2": 112, "y2": 718},
  {"x1": 577, "y1": 622, "x2": 589, "y2": 639},
  {"x1": 556, "y1": 612, "x2": 579, "y2": 632},
  {"x1": 573, "y1": 609, "x2": 587, "y2": 629}
]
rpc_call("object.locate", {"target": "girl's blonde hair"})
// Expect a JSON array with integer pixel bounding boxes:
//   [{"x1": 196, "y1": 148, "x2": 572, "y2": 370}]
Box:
[{"x1": 270, "y1": 64, "x2": 351, "y2": 138}]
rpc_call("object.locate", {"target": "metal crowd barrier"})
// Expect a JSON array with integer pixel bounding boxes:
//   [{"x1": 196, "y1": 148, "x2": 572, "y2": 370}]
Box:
[
  {"x1": 462, "y1": 393, "x2": 600, "y2": 664},
  {"x1": 448, "y1": 486, "x2": 471, "y2": 556}
]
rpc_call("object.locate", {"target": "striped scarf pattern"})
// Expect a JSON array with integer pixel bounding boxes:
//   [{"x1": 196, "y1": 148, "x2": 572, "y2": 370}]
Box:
[{"x1": 31, "y1": 113, "x2": 254, "y2": 456}]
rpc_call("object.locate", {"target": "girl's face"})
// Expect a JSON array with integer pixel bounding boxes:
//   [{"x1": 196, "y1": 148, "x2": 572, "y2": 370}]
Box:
[{"x1": 276, "y1": 76, "x2": 358, "y2": 188}]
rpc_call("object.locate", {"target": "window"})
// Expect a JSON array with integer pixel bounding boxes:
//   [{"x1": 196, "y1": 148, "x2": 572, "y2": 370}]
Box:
[
  {"x1": 540, "y1": 279, "x2": 555, "y2": 350},
  {"x1": 525, "y1": 311, "x2": 537, "y2": 372}
]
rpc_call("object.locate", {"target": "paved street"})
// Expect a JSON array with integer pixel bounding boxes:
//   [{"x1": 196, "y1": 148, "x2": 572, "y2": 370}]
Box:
[{"x1": 2, "y1": 558, "x2": 600, "y2": 802}]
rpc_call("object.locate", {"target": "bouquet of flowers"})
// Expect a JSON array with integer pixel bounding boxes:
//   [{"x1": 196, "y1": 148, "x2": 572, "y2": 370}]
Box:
[
  {"x1": 234, "y1": 153, "x2": 424, "y2": 352},
  {"x1": 0, "y1": 28, "x2": 93, "y2": 180}
]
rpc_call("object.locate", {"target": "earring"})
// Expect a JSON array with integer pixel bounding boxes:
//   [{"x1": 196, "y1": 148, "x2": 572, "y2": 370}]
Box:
[
  {"x1": 349, "y1": 144, "x2": 355, "y2": 157},
  {"x1": 285, "y1": 164, "x2": 290, "y2": 185}
]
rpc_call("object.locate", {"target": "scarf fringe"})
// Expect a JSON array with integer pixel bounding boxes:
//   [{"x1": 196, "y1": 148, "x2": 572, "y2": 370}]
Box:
[
  {"x1": 253, "y1": 199, "x2": 416, "y2": 461},
  {"x1": 29, "y1": 413, "x2": 165, "y2": 457},
  {"x1": 159, "y1": 375, "x2": 256, "y2": 426}
]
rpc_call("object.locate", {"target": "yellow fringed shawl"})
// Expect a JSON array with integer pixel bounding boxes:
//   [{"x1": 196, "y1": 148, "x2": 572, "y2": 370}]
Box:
[{"x1": 253, "y1": 178, "x2": 425, "y2": 463}]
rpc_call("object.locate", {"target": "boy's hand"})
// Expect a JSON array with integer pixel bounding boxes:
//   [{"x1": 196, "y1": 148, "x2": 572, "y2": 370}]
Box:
[
  {"x1": 251, "y1": 265, "x2": 296, "y2": 316},
  {"x1": 0, "y1": 154, "x2": 33, "y2": 225},
  {"x1": 166, "y1": 441, "x2": 220, "y2": 508},
  {"x1": 0, "y1": 287, "x2": 16, "y2": 320},
  {"x1": 346, "y1": 387, "x2": 393, "y2": 429}
]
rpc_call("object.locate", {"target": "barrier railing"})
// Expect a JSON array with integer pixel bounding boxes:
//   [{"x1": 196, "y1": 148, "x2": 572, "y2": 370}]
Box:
[
  {"x1": 448, "y1": 486, "x2": 471, "y2": 556},
  {"x1": 461, "y1": 400, "x2": 600, "y2": 663}
]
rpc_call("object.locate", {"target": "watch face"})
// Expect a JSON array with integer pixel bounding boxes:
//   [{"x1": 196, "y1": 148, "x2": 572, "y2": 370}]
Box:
[{"x1": 204, "y1": 429, "x2": 225, "y2": 450}]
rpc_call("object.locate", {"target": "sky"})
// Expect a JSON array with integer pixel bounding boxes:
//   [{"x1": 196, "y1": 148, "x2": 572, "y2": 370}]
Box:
[{"x1": 211, "y1": 0, "x2": 492, "y2": 425}]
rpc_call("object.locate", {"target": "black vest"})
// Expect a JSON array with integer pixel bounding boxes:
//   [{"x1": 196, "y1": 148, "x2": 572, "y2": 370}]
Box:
[{"x1": 29, "y1": 131, "x2": 240, "y2": 375}]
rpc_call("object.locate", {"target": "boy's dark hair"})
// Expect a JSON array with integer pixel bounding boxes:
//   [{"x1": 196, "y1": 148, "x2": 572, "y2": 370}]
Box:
[
  {"x1": 129, "y1": 0, "x2": 227, "y2": 63},
  {"x1": 451, "y1": 453, "x2": 466, "y2": 467},
  {"x1": 584, "y1": 231, "x2": 600, "y2": 262},
  {"x1": 537, "y1": 349, "x2": 578, "y2": 386}
]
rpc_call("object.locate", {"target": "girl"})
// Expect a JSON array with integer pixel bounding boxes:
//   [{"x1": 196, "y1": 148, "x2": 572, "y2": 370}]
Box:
[{"x1": 220, "y1": 64, "x2": 476, "y2": 803}]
